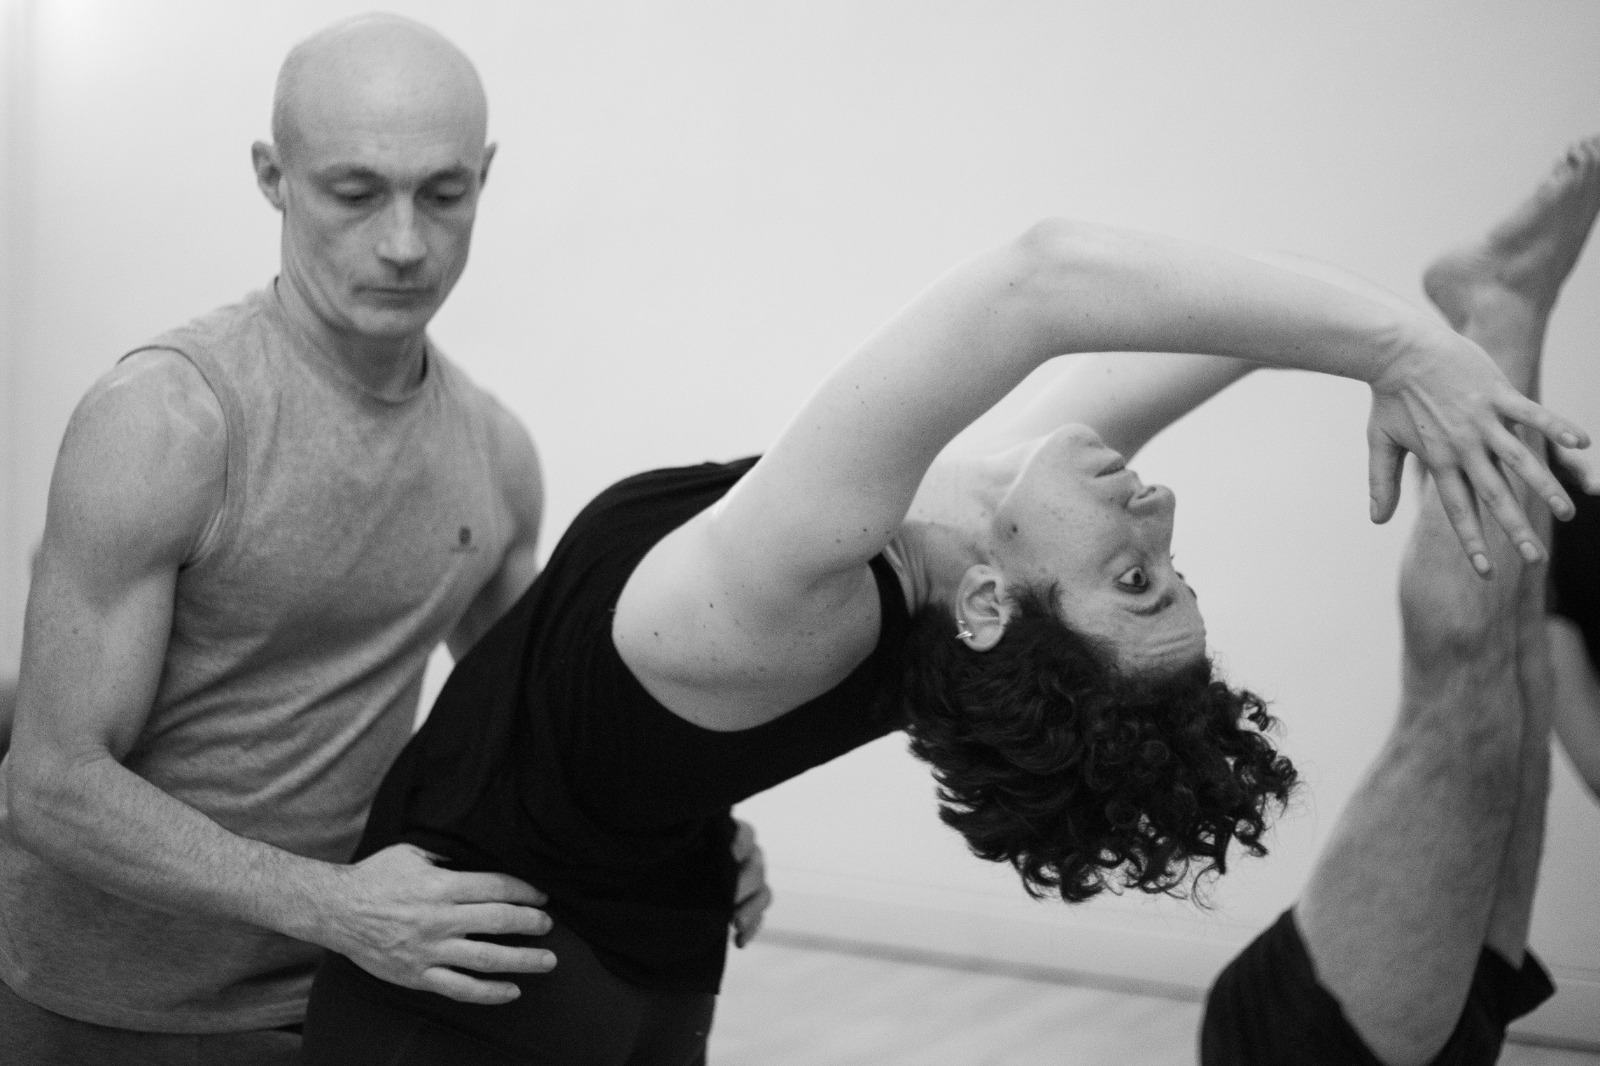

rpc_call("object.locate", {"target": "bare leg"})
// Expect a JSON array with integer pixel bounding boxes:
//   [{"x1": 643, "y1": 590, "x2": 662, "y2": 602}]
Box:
[
  {"x1": 1425, "y1": 134, "x2": 1600, "y2": 966},
  {"x1": 1294, "y1": 136, "x2": 1600, "y2": 1066}
]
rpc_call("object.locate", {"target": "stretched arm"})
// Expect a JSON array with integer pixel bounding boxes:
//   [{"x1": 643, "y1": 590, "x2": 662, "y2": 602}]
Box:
[
  {"x1": 6, "y1": 353, "x2": 552, "y2": 1005},
  {"x1": 951, "y1": 351, "x2": 1257, "y2": 461},
  {"x1": 712, "y1": 220, "x2": 1581, "y2": 596}
]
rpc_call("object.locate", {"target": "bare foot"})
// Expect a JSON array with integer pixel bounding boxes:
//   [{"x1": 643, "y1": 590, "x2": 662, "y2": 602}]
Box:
[{"x1": 1424, "y1": 134, "x2": 1600, "y2": 330}]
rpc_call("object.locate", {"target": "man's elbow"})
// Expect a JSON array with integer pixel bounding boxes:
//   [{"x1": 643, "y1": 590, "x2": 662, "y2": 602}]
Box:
[{"x1": 5, "y1": 742, "x2": 91, "y2": 859}]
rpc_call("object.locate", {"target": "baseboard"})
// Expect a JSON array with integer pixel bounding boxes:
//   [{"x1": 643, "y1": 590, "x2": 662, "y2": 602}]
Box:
[
  {"x1": 1510, "y1": 972, "x2": 1600, "y2": 1050},
  {"x1": 761, "y1": 879, "x2": 1600, "y2": 1051}
]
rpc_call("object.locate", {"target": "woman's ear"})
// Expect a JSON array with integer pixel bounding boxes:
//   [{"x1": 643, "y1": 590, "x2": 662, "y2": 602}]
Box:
[{"x1": 954, "y1": 565, "x2": 1011, "y2": 652}]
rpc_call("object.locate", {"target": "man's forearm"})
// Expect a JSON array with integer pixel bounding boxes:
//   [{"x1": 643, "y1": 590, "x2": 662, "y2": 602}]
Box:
[{"x1": 9, "y1": 750, "x2": 346, "y2": 948}]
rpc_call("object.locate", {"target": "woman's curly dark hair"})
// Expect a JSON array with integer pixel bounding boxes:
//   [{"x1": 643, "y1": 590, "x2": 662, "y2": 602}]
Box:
[{"x1": 902, "y1": 584, "x2": 1296, "y2": 904}]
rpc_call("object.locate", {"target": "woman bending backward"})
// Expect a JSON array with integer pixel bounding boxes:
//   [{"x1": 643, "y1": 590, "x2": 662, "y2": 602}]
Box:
[{"x1": 301, "y1": 219, "x2": 1586, "y2": 1065}]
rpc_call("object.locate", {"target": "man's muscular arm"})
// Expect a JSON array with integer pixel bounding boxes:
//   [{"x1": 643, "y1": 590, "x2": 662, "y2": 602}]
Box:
[
  {"x1": 6, "y1": 352, "x2": 553, "y2": 1005},
  {"x1": 447, "y1": 400, "x2": 543, "y2": 659}
]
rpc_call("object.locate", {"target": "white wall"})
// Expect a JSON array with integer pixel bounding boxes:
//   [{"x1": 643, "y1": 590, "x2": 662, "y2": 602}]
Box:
[
  {"x1": 0, "y1": 0, "x2": 28, "y2": 674},
  {"x1": 7, "y1": 0, "x2": 1600, "y2": 1047}
]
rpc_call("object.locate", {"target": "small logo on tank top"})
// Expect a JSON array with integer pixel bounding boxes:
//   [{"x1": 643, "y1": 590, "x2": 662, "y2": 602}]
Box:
[{"x1": 451, "y1": 525, "x2": 478, "y2": 554}]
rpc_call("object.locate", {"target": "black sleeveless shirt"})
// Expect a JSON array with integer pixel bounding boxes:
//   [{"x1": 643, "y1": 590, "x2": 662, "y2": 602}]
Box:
[{"x1": 356, "y1": 459, "x2": 911, "y2": 993}]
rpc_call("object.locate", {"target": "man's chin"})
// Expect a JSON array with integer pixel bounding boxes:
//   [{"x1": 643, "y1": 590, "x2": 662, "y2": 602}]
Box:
[{"x1": 344, "y1": 304, "x2": 440, "y2": 341}]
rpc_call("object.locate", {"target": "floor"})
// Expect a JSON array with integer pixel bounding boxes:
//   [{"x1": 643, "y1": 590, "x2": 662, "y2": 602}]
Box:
[{"x1": 708, "y1": 935, "x2": 1600, "y2": 1066}]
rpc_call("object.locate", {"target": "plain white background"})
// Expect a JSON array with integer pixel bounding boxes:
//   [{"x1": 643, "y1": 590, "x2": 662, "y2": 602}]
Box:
[{"x1": 2, "y1": 0, "x2": 1598, "y2": 1046}]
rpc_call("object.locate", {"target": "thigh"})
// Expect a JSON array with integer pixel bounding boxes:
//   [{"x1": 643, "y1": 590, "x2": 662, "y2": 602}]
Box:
[
  {"x1": 1295, "y1": 658, "x2": 1526, "y2": 1066},
  {"x1": 0, "y1": 977, "x2": 300, "y2": 1066}
]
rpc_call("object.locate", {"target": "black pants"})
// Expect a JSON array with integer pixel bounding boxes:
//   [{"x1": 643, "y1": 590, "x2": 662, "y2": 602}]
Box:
[
  {"x1": 302, "y1": 922, "x2": 715, "y2": 1066},
  {"x1": 1201, "y1": 909, "x2": 1554, "y2": 1066}
]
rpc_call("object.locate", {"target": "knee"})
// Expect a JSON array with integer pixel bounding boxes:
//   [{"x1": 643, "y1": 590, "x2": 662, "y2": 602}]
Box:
[{"x1": 1397, "y1": 546, "x2": 1515, "y2": 664}]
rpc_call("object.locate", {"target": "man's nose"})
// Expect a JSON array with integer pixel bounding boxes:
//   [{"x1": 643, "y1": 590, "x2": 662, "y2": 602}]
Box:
[{"x1": 376, "y1": 200, "x2": 426, "y2": 268}]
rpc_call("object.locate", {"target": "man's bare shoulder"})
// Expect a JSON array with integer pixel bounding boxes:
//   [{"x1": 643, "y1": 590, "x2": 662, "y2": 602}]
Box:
[
  {"x1": 51, "y1": 350, "x2": 227, "y2": 567},
  {"x1": 477, "y1": 392, "x2": 542, "y2": 527}
]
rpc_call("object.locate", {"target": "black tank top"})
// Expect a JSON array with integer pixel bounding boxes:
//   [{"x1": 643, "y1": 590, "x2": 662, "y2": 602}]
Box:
[{"x1": 357, "y1": 458, "x2": 911, "y2": 993}]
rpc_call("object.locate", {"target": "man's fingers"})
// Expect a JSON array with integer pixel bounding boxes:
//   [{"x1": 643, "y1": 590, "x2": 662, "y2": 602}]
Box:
[
  {"x1": 730, "y1": 819, "x2": 757, "y2": 862},
  {"x1": 437, "y1": 936, "x2": 558, "y2": 976},
  {"x1": 454, "y1": 901, "x2": 553, "y2": 938},
  {"x1": 419, "y1": 965, "x2": 525, "y2": 1006},
  {"x1": 733, "y1": 886, "x2": 772, "y2": 948},
  {"x1": 443, "y1": 870, "x2": 547, "y2": 907},
  {"x1": 1431, "y1": 470, "x2": 1494, "y2": 577},
  {"x1": 734, "y1": 848, "x2": 766, "y2": 903},
  {"x1": 1367, "y1": 430, "x2": 1405, "y2": 524}
]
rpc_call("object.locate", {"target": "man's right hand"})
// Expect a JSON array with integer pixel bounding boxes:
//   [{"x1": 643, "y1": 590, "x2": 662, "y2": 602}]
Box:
[{"x1": 326, "y1": 843, "x2": 556, "y2": 1004}]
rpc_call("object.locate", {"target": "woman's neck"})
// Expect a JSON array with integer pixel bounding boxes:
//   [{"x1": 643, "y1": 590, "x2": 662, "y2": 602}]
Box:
[{"x1": 886, "y1": 446, "x2": 1027, "y2": 612}]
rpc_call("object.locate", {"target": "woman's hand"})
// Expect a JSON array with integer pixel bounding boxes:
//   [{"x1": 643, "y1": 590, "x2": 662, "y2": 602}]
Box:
[{"x1": 1366, "y1": 330, "x2": 1588, "y2": 576}]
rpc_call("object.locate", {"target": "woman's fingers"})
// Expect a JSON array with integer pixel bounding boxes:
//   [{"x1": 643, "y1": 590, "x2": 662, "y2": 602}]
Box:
[
  {"x1": 1460, "y1": 450, "x2": 1545, "y2": 564},
  {"x1": 1428, "y1": 468, "x2": 1494, "y2": 576},
  {"x1": 1367, "y1": 430, "x2": 1406, "y2": 525},
  {"x1": 1499, "y1": 390, "x2": 1589, "y2": 452},
  {"x1": 1484, "y1": 420, "x2": 1575, "y2": 520}
]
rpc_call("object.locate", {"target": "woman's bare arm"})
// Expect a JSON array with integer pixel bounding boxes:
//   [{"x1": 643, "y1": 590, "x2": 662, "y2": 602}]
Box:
[
  {"x1": 951, "y1": 351, "x2": 1257, "y2": 461},
  {"x1": 617, "y1": 220, "x2": 1583, "y2": 717},
  {"x1": 719, "y1": 221, "x2": 1576, "y2": 590}
]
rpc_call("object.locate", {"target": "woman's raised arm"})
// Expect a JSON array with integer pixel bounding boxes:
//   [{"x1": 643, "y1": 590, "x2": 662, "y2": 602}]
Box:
[{"x1": 705, "y1": 219, "x2": 1583, "y2": 597}]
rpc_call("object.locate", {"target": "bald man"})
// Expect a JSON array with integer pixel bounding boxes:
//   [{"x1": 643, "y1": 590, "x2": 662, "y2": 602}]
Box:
[{"x1": 0, "y1": 16, "x2": 763, "y2": 1066}]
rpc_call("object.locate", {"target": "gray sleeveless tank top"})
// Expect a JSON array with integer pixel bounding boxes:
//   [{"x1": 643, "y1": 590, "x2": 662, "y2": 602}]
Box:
[{"x1": 0, "y1": 285, "x2": 516, "y2": 1031}]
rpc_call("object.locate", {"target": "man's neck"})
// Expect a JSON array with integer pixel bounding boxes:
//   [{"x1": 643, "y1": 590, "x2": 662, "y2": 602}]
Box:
[{"x1": 274, "y1": 275, "x2": 429, "y2": 400}]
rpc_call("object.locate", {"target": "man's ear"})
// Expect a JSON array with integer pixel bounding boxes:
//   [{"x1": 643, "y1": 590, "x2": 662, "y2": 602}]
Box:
[
  {"x1": 479, "y1": 142, "x2": 498, "y2": 188},
  {"x1": 251, "y1": 141, "x2": 287, "y2": 212},
  {"x1": 953, "y1": 565, "x2": 1012, "y2": 652}
]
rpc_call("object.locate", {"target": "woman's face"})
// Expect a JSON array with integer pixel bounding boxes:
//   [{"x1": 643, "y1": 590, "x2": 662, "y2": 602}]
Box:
[{"x1": 990, "y1": 425, "x2": 1207, "y2": 673}]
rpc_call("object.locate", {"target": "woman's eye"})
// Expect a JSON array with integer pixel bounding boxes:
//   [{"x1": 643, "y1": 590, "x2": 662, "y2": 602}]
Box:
[{"x1": 1116, "y1": 566, "x2": 1148, "y2": 590}]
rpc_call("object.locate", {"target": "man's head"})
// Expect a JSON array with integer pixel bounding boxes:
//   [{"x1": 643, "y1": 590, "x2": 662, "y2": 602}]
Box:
[{"x1": 252, "y1": 15, "x2": 494, "y2": 344}]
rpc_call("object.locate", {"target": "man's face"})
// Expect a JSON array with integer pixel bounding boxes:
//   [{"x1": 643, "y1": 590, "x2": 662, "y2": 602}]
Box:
[{"x1": 270, "y1": 108, "x2": 492, "y2": 342}]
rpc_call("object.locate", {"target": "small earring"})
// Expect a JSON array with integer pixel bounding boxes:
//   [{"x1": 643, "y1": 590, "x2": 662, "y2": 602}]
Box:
[{"x1": 955, "y1": 618, "x2": 974, "y2": 641}]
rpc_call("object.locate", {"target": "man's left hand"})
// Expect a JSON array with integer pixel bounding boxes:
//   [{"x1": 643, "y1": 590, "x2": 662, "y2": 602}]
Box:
[{"x1": 730, "y1": 819, "x2": 772, "y2": 948}]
